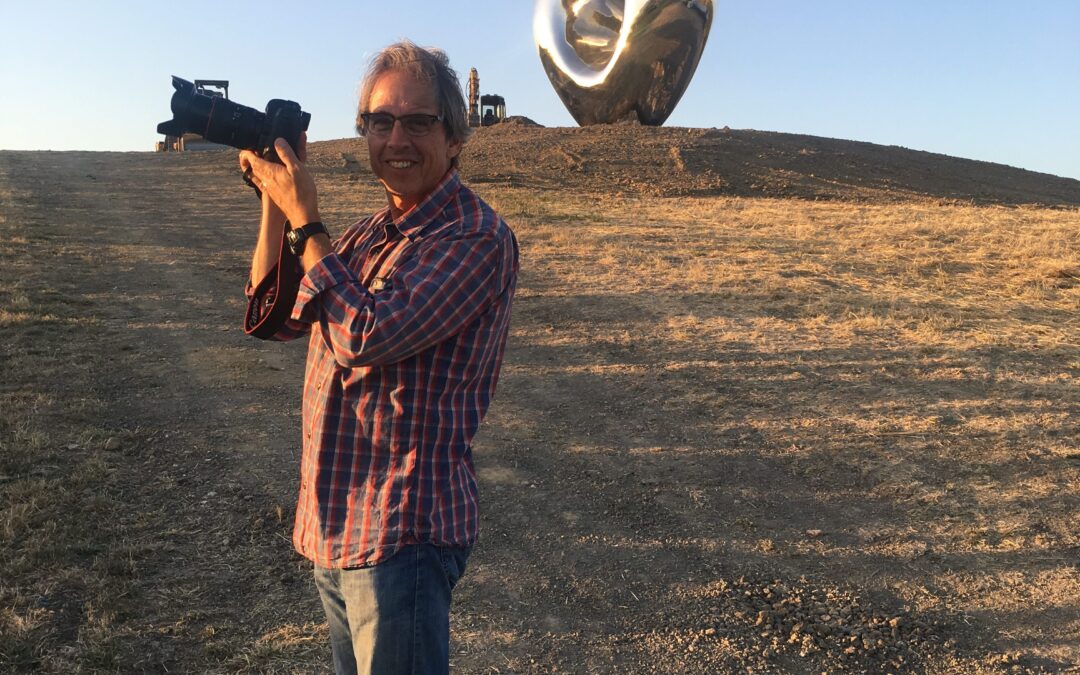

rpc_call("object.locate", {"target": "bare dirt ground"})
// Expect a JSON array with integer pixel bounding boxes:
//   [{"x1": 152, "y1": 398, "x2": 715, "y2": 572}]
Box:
[{"x1": 2, "y1": 126, "x2": 1079, "y2": 673}]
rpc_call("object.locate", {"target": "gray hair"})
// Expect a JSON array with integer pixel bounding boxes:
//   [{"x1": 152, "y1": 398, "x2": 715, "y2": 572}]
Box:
[{"x1": 356, "y1": 41, "x2": 473, "y2": 152}]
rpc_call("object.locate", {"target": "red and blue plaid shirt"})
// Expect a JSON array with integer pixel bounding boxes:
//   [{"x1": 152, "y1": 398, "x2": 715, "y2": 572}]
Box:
[{"x1": 249, "y1": 170, "x2": 518, "y2": 568}]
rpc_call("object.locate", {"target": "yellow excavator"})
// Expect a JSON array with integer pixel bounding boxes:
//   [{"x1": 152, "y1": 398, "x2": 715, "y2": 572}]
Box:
[{"x1": 467, "y1": 68, "x2": 506, "y2": 127}]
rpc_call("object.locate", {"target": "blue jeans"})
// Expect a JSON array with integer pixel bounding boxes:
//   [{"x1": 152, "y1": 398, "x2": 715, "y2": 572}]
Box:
[{"x1": 313, "y1": 544, "x2": 471, "y2": 675}]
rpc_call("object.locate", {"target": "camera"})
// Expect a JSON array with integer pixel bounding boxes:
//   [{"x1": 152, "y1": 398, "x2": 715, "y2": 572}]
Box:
[{"x1": 156, "y1": 76, "x2": 311, "y2": 163}]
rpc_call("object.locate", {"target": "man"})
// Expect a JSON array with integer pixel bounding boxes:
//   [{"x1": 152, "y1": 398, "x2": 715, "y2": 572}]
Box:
[{"x1": 239, "y1": 42, "x2": 518, "y2": 674}]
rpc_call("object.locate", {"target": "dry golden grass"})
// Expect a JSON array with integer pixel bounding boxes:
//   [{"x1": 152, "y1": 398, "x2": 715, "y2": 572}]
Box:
[
  {"x1": 495, "y1": 191, "x2": 1078, "y2": 347},
  {"x1": 468, "y1": 188, "x2": 1079, "y2": 671},
  {"x1": 1, "y1": 147, "x2": 1077, "y2": 672}
]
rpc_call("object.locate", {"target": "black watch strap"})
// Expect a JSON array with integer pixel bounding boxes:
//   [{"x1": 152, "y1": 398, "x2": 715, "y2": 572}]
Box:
[{"x1": 286, "y1": 221, "x2": 329, "y2": 256}]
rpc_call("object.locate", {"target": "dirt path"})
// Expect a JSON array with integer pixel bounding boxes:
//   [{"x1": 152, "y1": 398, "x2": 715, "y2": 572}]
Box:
[{"x1": 2, "y1": 145, "x2": 1077, "y2": 673}]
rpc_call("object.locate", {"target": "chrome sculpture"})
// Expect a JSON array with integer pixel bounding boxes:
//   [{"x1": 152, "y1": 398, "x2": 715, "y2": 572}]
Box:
[{"x1": 533, "y1": 0, "x2": 714, "y2": 126}]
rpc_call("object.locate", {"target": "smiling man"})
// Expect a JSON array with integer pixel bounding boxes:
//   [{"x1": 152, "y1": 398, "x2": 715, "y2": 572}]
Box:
[{"x1": 238, "y1": 42, "x2": 519, "y2": 675}]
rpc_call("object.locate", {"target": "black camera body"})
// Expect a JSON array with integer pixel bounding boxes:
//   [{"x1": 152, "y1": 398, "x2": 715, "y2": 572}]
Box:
[{"x1": 157, "y1": 76, "x2": 311, "y2": 164}]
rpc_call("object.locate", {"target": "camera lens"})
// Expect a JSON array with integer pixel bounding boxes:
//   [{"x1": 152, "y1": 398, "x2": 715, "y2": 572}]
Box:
[
  {"x1": 158, "y1": 77, "x2": 265, "y2": 151},
  {"x1": 202, "y1": 98, "x2": 264, "y2": 150},
  {"x1": 158, "y1": 76, "x2": 310, "y2": 159}
]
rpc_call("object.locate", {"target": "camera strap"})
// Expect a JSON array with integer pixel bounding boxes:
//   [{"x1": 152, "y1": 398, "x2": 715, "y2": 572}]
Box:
[{"x1": 244, "y1": 222, "x2": 304, "y2": 340}]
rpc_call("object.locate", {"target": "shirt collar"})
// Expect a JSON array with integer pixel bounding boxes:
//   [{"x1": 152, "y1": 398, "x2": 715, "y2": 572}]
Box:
[{"x1": 389, "y1": 169, "x2": 462, "y2": 241}]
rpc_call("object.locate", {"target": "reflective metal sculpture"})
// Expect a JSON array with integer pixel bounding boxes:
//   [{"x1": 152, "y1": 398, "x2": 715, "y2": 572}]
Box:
[{"x1": 533, "y1": 0, "x2": 713, "y2": 126}]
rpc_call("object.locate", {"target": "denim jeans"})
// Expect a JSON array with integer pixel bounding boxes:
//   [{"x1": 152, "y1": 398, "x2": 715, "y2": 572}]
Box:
[{"x1": 313, "y1": 544, "x2": 471, "y2": 675}]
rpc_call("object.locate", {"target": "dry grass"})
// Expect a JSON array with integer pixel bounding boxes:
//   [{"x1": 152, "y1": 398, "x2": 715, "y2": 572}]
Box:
[
  {"x1": 0, "y1": 176, "x2": 149, "y2": 671},
  {"x1": 494, "y1": 191, "x2": 1078, "y2": 345},
  {"x1": 471, "y1": 188, "x2": 1079, "y2": 670},
  {"x1": 0, "y1": 156, "x2": 329, "y2": 673},
  {"x1": 1, "y1": 147, "x2": 1077, "y2": 672}
]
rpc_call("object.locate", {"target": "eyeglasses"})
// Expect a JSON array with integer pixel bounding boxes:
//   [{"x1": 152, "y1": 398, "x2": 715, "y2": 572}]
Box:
[{"x1": 358, "y1": 112, "x2": 444, "y2": 138}]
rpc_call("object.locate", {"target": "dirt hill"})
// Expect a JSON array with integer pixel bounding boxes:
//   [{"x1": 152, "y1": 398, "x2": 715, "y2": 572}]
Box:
[
  {"x1": 1, "y1": 134, "x2": 1077, "y2": 673},
  {"x1": 307, "y1": 124, "x2": 1080, "y2": 207}
]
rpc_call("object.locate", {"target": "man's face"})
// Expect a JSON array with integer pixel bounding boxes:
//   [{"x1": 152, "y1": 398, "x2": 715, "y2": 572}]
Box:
[{"x1": 365, "y1": 70, "x2": 462, "y2": 217}]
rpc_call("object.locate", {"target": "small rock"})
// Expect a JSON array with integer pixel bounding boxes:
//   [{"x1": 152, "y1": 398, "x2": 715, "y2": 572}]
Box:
[{"x1": 805, "y1": 529, "x2": 823, "y2": 537}]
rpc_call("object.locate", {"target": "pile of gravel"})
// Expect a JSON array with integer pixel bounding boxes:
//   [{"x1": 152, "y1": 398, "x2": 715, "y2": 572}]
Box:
[
  {"x1": 499, "y1": 115, "x2": 543, "y2": 127},
  {"x1": 720, "y1": 575, "x2": 944, "y2": 670},
  {"x1": 626, "y1": 572, "x2": 951, "y2": 673}
]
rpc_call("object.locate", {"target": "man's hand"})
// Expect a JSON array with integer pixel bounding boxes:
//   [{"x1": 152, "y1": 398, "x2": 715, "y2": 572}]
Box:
[{"x1": 239, "y1": 133, "x2": 321, "y2": 227}]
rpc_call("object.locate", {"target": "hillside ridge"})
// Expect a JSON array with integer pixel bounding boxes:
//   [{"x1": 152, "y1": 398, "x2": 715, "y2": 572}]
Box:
[{"x1": 307, "y1": 125, "x2": 1080, "y2": 207}]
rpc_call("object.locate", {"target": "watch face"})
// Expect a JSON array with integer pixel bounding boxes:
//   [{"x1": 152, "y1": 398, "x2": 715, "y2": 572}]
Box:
[{"x1": 286, "y1": 228, "x2": 304, "y2": 255}]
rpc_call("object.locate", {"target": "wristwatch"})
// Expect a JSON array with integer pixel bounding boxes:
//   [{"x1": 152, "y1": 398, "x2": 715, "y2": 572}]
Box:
[{"x1": 286, "y1": 221, "x2": 329, "y2": 256}]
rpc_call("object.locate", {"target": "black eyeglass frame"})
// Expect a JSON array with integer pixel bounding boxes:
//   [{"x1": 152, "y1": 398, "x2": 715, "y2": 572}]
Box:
[{"x1": 357, "y1": 112, "x2": 445, "y2": 138}]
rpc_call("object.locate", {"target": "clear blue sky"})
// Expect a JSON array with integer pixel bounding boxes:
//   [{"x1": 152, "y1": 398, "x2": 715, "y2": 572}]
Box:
[{"x1": 2, "y1": 1, "x2": 1077, "y2": 180}]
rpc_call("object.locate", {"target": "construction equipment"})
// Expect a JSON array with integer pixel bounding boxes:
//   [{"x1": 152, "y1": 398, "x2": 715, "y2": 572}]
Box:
[
  {"x1": 156, "y1": 80, "x2": 231, "y2": 151},
  {"x1": 467, "y1": 68, "x2": 506, "y2": 127},
  {"x1": 480, "y1": 94, "x2": 506, "y2": 126},
  {"x1": 468, "y1": 69, "x2": 481, "y2": 127}
]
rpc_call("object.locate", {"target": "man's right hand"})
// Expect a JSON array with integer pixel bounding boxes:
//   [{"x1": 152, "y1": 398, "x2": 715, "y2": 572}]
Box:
[
  {"x1": 246, "y1": 132, "x2": 312, "y2": 288},
  {"x1": 239, "y1": 133, "x2": 320, "y2": 229}
]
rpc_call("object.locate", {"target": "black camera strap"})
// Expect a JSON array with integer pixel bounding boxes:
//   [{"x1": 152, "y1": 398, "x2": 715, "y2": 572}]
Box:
[
  {"x1": 242, "y1": 168, "x2": 304, "y2": 340},
  {"x1": 244, "y1": 223, "x2": 304, "y2": 340}
]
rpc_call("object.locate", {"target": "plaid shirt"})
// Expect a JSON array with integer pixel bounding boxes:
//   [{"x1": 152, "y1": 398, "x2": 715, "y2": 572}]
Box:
[{"x1": 249, "y1": 170, "x2": 518, "y2": 568}]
